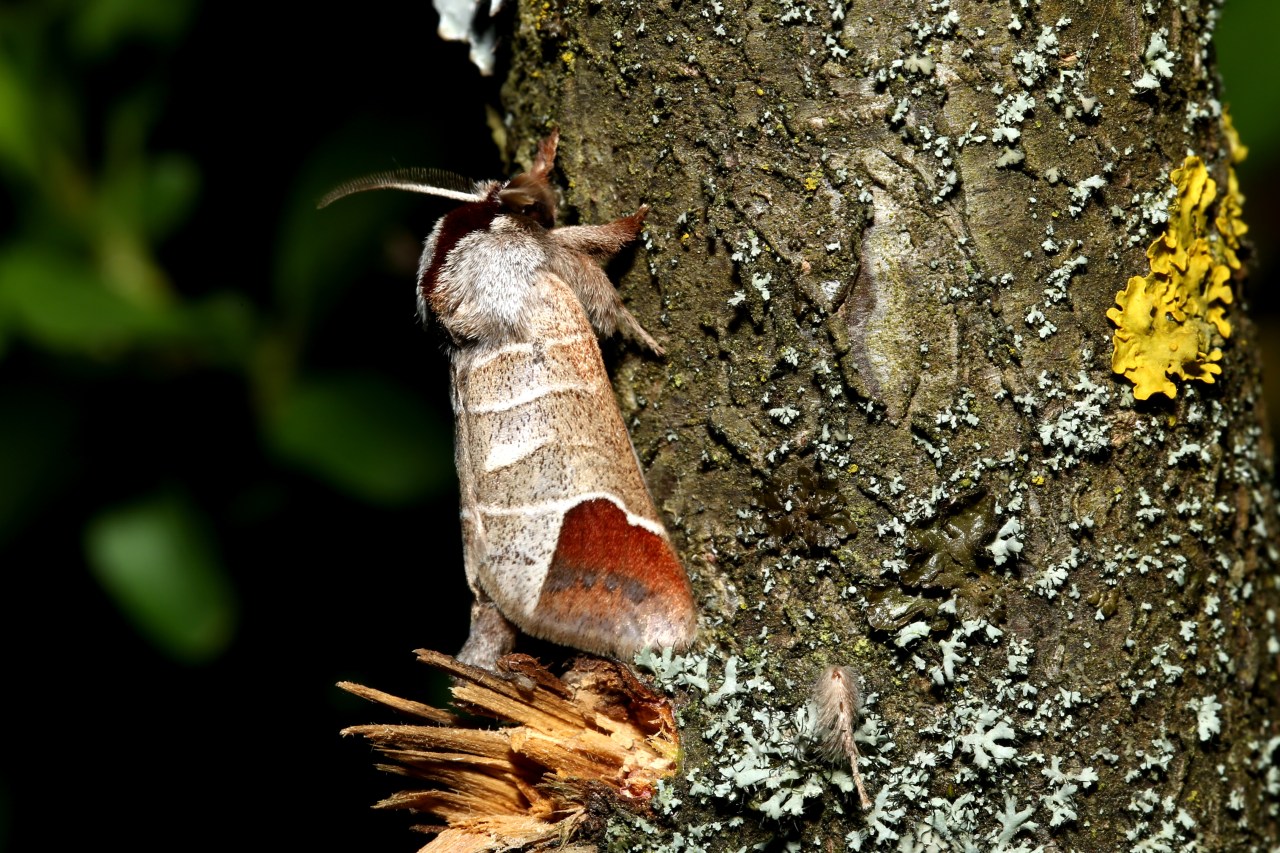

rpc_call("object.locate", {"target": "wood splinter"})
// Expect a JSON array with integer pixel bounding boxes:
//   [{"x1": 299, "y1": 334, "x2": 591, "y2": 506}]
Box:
[{"x1": 339, "y1": 649, "x2": 681, "y2": 853}]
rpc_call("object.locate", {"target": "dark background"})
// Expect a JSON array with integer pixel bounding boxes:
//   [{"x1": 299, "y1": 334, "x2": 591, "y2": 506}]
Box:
[
  {"x1": 0, "y1": 3, "x2": 496, "y2": 850},
  {"x1": 0, "y1": 2, "x2": 1277, "y2": 850}
]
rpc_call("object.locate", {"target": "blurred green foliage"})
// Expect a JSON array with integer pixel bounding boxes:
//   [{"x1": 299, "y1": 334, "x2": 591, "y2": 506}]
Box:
[
  {"x1": 0, "y1": 3, "x2": 486, "y2": 852},
  {"x1": 86, "y1": 490, "x2": 235, "y2": 662},
  {"x1": 1217, "y1": 0, "x2": 1280, "y2": 170},
  {"x1": 0, "y1": 0, "x2": 465, "y2": 664},
  {"x1": 269, "y1": 373, "x2": 452, "y2": 505}
]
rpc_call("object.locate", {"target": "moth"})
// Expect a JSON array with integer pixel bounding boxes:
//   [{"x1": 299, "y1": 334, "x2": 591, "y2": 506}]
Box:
[
  {"x1": 322, "y1": 131, "x2": 698, "y2": 669},
  {"x1": 811, "y1": 665, "x2": 872, "y2": 809}
]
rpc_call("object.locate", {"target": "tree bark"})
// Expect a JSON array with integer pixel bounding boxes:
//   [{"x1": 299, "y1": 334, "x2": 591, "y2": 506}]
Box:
[{"x1": 497, "y1": 0, "x2": 1280, "y2": 848}]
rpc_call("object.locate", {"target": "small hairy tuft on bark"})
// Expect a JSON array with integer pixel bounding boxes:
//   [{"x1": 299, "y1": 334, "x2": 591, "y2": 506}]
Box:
[
  {"x1": 339, "y1": 649, "x2": 681, "y2": 853},
  {"x1": 811, "y1": 665, "x2": 872, "y2": 810}
]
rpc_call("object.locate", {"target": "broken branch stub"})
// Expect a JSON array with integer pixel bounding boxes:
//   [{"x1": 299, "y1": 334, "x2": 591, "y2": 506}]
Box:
[{"x1": 339, "y1": 650, "x2": 682, "y2": 852}]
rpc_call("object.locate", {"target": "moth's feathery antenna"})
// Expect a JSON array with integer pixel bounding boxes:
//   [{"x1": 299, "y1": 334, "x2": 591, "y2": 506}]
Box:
[{"x1": 317, "y1": 168, "x2": 484, "y2": 209}]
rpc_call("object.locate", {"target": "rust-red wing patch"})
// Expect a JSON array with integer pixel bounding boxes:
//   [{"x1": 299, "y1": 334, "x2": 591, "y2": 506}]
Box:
[{"x1": 532, "y1": 498, "x2": 696, "y2": 657}]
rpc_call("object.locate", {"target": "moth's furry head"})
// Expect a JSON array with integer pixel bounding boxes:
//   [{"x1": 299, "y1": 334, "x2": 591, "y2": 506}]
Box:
[
  {"x1": 497, "y1": 130, "x2": 560, "y2": 228},
  {"x1": 499, "y1": 173, "x2": 556, "y2": 227}
]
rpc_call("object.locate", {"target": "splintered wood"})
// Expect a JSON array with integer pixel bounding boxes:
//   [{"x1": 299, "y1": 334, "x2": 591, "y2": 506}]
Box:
[{"x1": 339, "y1": 650, "x2": 681, "y2": 853}]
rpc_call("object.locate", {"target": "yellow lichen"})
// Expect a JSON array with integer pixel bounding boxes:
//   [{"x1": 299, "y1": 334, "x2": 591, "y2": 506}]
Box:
[
  {"x1": 1216, "y1": 165, "x2": 1248, "y2": 273},
  {"x1": 1222, "y1": 106, "x2": 1249, "y2": 165},
  {"x1": 1107, "y1": 154, "x2": 1245, "y2": 400},
  {"x1": 1216, "y1": 109, "x2": 1249, "y2": 272}
]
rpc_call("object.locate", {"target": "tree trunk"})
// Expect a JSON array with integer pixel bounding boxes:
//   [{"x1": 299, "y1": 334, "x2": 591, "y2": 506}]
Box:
[{"x1": 496, "y1": 0, "x2": 1280, "y2": 848}]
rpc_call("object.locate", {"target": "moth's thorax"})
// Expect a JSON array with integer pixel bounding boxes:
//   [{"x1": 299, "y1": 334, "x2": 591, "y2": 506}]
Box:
[
  {"x1": 416, "y1": 182, "x2": 502, "y2": 305},
  {"x1": 415, "y1": 172, "x2": 556, "y2": 300},
  {"x1": 420, "y1": 209, "x2": 556, "y2": 345}
]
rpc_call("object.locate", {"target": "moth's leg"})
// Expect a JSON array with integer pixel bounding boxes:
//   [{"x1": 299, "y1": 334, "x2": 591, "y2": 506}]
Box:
[
  {"x1": 457, "y1": 595, "x2": 519, "y2": 671},
  {"x1": 615, "y1": 301, "x2": 664, "y2": 355},
  {"x1": 550, "y1": 257, "x2": 664, "y2": 355},
  {"x1": 549, "y1": 205, "x2": 649, "y2": 260},
  {"x1": 548, "y1": 209, "x2": 663, "y2": 355}
]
